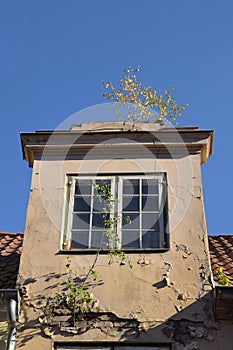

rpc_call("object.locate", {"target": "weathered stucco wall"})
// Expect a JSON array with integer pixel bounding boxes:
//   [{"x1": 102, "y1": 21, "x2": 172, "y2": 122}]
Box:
[{"x1": 16, "y1": 144, "x2": 230, "y2": 350}]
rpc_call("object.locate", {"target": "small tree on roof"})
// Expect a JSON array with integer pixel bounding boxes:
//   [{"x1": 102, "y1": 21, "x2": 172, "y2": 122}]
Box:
[{"x1": 103, "y1": 66, "x2": 188, "y2": 124}]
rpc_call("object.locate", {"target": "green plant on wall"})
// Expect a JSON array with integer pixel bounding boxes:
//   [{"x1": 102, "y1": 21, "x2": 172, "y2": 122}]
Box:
[
  {"x1": 42, "y1": 256, "x2": 96, "y2": 325},
  {"x1": 103, "y1": 66, "x2": 188, "y2": 124},
  {"x1": 217, "y1": 267, "x2": 229, "y2": 286},
  {"x1": 43, "y1": 180, "x2": 132, "y2": 326}
]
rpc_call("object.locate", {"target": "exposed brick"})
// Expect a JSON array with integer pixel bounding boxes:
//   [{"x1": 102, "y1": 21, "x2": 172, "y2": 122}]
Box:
[
  {"x1": 60, "y1": 322, "x2": 71, "y2": 327},
  {"x1": 97, "y1": 313, "x2": 117, "y2": 321},
  {"x1": 52, "y1": 315, "x2": 71, "y2": 322},
  {"x1": 114, "y1": 321, "x2": 138, "y2": 328},
  {"x1": 100, "y1": 321, "x2": 113, "y2": 328}
]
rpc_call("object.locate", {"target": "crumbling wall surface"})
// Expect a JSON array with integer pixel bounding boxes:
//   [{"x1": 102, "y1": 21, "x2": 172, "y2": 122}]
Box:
[
  {"x1": 163, "y1": 321, "x2": 233, "y2": 350},
  {"x1": 16, "y1": 154, "x2": 217, "y2": 349}
]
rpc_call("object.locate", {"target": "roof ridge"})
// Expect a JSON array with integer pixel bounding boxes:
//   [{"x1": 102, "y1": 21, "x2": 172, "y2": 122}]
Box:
[
  {"x1": 208, "y1": 234, "x2": 233, "y2": 237},
  {"x1": 0, "y1": 232, "x2": 24, "y2": 235}
]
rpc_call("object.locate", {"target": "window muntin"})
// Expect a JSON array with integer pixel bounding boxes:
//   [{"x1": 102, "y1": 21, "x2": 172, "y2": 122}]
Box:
[{"x1": 65, "y1": 174, "x2": 167, "y2": 250}]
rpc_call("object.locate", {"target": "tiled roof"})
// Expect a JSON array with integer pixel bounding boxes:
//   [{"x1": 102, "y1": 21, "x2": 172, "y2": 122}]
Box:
[
  {"x1": 208, "y1": 235, "x2": 233, "y2": 286},
  {"x1": 1, "y1": 232, "x2": 232, "y2": 288},
  {"x1": 0, "y1": 232, "x2": 24, "y2": 289}
]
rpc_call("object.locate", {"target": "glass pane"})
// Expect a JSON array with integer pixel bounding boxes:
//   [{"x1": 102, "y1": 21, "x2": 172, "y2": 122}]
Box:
[
  {"x1": 72, "y1": 213, "x2": 90, "y2": 229},
  {"x1": 71, "y1": 231, "x2": 89, "y2": 248},
  {"x1": 75, "y1": 180, "x2": 92, "y2": 195},
  {"x1": 122, "y1": 213, "x2": 139, "y2": 229},
  {"x1": 93, "y1": 197, "x2": 109, "y2": 212},
  {"x1": 142, "y1": 196, "x2": 159, "y2": 211},
  {"x1": 122, "y1": 196, "x2": 139, "y2": 211},
  {"x1": 142, "y1": 179, "x2": 159, "y2": 194},
  {"x1": 142, "y1": 213, "x2": 160, "y2": 230},
  {"x1": 121, "y1": 231, "x2": 140, "y2": 249},
  {"x1": 123, "y1": 179, "x2": 139, "y2": 195},
  {"x1": 142, "y1": 231, "x2": 160, "y2": 248},
  {"x1": 91, "y1": 231, "x2": 109, "y2": 249},
  {"x1": 73, "y1": 196, "x2": 91, "y2": 212},
  {"x1": 94, "y1": 179, "x2": 111, "y2": 196},
  {"x1": 92, "y1": 213, "x2": 106, "y2": 228}
]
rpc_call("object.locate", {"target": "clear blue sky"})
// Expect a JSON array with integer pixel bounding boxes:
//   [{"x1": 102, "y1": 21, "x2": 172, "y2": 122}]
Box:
[{"x1": 0, "y1": 1, "x2": 232, "y2": 235}]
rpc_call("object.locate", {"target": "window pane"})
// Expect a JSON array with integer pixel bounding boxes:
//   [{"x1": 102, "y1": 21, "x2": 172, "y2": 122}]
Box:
[
  {"x1": 122, "y1": 213, "x2": 139, "y2": 229},
  {"x1": 75, "y1": 180, "x2": 92, "y2": 195},
  {"x1": 73, "y1": 196, "x2": 91, "y2": 212},
  {"x1": 122, "y1": 231, "x2": 140, "y2": 249},
  {"x1": 123, "y1": 179, "x2": 139, "y2": 195},
  {"x1": 93, "y1": 197, "x2": 109, "y2": 212},
  {"x1": 142, "y1": 231, "x2": 160, "y2": 248},
  {"x1": 71, "y1": 231, "x2": 89, "y2": 248},
  {"x1": 94, "y1": 179, "x2": 111, "y2": 196},
  {"x1": 72, "y1": 213, "x2": 90, "y2": 229},
  {"x1": 142, "y1": 179, "x2": 159, "y2": 194},
  {"x1": 92, "y1": 213, "x2": 106, "y2": 228},
  {"x1": 142, "y1": 213, "x2": 160, "y2": 230},
  {"x1": 122, "y1": 196, "x2": 139, "y2": 212},
  {"x1": 142, "y1": 196, "x2": 159, "y2": 211},
  {"x1": 91, "y1": 230, "x2": 109, "y2": 249}
]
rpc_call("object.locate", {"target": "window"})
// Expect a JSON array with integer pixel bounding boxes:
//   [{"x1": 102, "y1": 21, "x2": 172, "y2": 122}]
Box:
[
  {"x1": 63, "y1": 174, "x2": 168, "y2": 251},
  {"x1": 55, "y1": 345, "x2": 171, "y2": 350}
]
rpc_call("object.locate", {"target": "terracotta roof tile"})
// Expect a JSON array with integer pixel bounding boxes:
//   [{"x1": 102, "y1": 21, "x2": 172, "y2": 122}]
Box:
[
  {"x1": 208, "y1": 235, "x2": 233, "y2": 286},
  {"x1": 0, "y1": 232, "x2": 24, "y2": 289}
]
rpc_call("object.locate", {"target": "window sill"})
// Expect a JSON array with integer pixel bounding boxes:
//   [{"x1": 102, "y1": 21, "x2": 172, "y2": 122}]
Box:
[{"x1": 57, "y1": 247, "x2": 170, "y2": 255}]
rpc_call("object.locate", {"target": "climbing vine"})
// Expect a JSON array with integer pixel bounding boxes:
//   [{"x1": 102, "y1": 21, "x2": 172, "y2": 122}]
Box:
[{"x1": 42, "y1": 180, "x2": 132, "y2": 326}]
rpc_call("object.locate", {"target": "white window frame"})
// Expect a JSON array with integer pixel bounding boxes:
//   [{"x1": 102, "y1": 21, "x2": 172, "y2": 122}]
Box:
[
  {"x1": 63, "y1": 173, "x2": 167, "y2": 251},
  {"x1": 117, "y1": 175, "x2": 165, "y2": 249},
  {"x1": 65, "y1": 175, "x2": 115, "y2": 250}
]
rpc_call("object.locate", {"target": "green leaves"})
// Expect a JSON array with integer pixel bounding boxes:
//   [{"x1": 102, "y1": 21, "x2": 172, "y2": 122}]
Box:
[
  {"x1": 44, "y1": 182, "x2": 133, "y2": 327},
  {"x1": 124, "y1": 215, "x2": 131, "y2": 224},
  {"x1": 103, "y1": 67, "x2": 188, "y2": 124},
  {"x1": 90, "y1": 269, "x2": 98, "y2": 281},
  {"x1": 64, "y1": 256, "x2": 96, "y2": 314},
  {"x1": 217, "y1": 267, "x2": 229, "y2": 286},
  {"x1": 108, "y1": 248, "x2": 132, "y2": 268},
  {"x1": 93, "y1": 180, "x2": 132, "y2": 267},
  {"x1": 44, "y1": 256, "x2": 98, "y2": 325}
]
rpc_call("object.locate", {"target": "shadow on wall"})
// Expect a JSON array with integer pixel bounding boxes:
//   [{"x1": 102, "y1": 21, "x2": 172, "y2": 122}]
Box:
[
  {"x1": 0, "y1": 340, "x2": 6, "y2": 350},
  {"x1": 16, "y1": 273, "x2": 223, "y2": 350},
  {"x1": 0, "y1": 251, "x2": 21, "y2": 289}
]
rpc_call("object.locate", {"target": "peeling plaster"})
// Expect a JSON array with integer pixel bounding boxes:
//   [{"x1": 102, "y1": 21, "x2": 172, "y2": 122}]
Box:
[
  {"x1": 162, "y1": 319, "x2": 214, "y2": 347},
  {"x1": 174, "y1": 242, "x2": 193, "y2": 256},
  {"x1": 40, "y1": 312, "x2": 139, "y2": 339}
]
